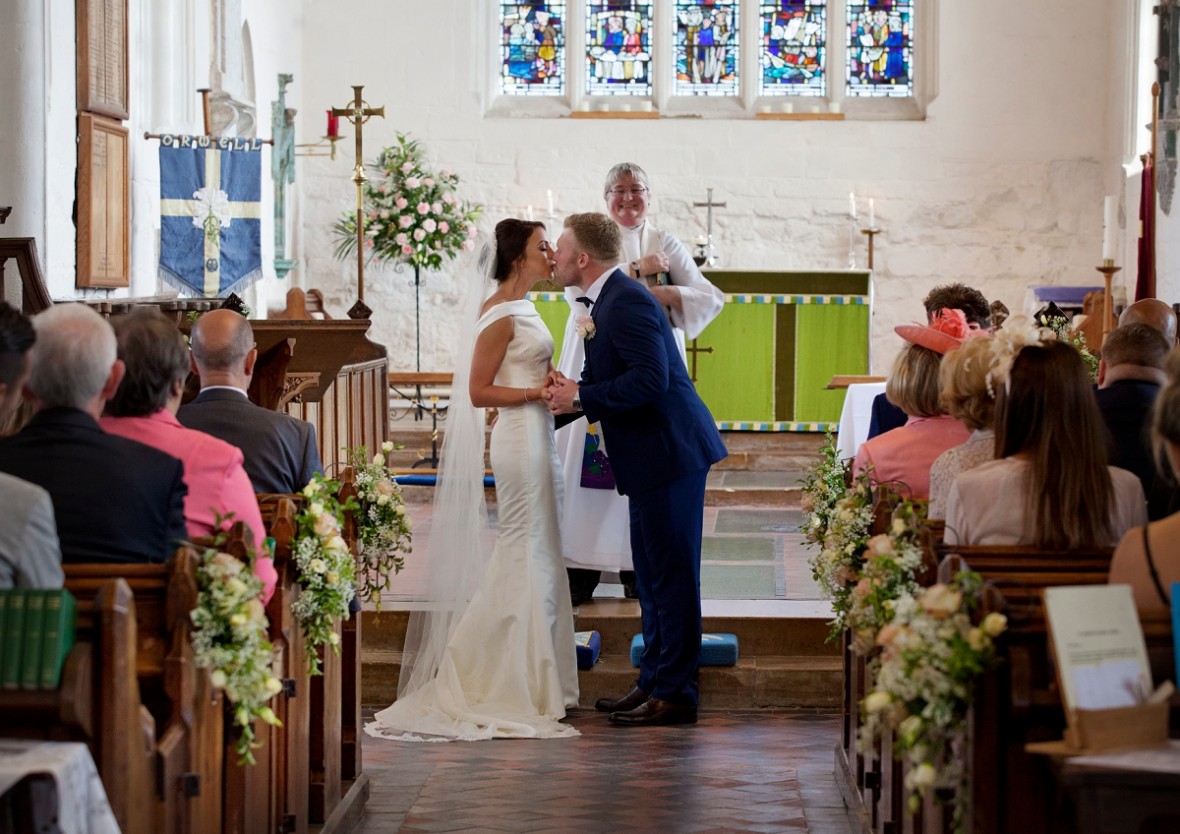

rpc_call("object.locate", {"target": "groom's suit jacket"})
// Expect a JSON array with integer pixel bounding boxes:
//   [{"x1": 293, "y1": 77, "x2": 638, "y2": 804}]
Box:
[{"x1": 578, "y1": 270, "x2": 726, "y2": 496}]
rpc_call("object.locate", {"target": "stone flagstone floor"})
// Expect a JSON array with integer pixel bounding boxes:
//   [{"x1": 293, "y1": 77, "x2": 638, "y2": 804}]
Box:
[{"x1": 356, "y1": 709, "x2": 857, "y2": 834}]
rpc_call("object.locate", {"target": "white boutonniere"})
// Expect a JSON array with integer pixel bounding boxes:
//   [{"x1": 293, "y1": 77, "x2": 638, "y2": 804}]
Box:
[{"x1": 576, "y1": 314, "x2": 596, "y2": 340}]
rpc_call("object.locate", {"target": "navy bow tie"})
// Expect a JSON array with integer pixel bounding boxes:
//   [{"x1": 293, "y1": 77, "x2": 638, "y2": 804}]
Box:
[{"x1": 576, "y1": 296, "x2": 593, "y2": 308}]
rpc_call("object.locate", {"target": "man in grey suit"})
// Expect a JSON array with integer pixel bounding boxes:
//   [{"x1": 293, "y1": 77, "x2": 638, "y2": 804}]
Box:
[
  {"x1": 0, "y1": 303, "x2": 62, "y2": 588},
  {"x1": 178, "y1": 309, "x2": 323, "y2": 494}
]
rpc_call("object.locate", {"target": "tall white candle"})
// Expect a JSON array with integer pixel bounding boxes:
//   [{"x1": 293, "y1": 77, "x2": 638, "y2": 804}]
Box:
[
  {"x1": 526, "y1": 205, "x2": 534, "y2": 222},
  {"x1": 547, "y1": 189, "x2": 554, "y2": 216},
  {"x1": 849, "y1": 192, "x2": 857, "y2": 220},
  {"x1": 868, "y1": 198, "x2": 875, "y2": 229},
  {"x1": 1102, "y1": 196, "x2": 1116, "y2": 262}
]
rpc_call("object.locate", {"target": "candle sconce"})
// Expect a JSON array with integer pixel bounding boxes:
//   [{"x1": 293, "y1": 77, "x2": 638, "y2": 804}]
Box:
[{"x1": 296, "y1": 134, "x2": 344, "y2": 160}]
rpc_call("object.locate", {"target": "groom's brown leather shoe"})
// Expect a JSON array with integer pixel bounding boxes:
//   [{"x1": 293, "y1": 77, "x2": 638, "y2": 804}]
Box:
[
  {"x1": 594, "y1": 686, "x2": 648, "y2": 713},
  {"x1": 609, "y1": 697, "x2": 698, "y2": 726}
]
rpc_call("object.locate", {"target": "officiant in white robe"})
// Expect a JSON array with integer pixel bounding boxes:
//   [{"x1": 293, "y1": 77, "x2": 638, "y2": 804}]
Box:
[{"x1": 555, "y1": 163, "x2": 724, "y2": 603}]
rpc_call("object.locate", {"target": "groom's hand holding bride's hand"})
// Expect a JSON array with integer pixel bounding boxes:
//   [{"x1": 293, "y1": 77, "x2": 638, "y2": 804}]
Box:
[{"x1": 546, "y1": 377, "x2": 580, "y2": 415}]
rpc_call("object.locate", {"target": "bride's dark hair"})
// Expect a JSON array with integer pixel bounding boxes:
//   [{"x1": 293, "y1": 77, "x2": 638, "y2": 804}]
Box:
[{"x1": 492, "y1": 219, "x2": 546, "y2": 283}]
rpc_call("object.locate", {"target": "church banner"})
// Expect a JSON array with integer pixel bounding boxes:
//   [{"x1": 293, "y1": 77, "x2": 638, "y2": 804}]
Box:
[{"x1": 158, "y1": 134, "x2": 264, "y2": 297}]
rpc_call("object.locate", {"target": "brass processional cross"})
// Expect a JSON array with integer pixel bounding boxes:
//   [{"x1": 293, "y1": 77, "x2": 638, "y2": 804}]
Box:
[{"x1": 332, "y1": 85, "x2": 384, "y2": 318}]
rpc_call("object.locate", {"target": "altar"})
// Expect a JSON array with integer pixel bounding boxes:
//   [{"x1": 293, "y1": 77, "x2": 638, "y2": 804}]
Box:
[{"x1": 530, "y1": 269, "x2": 871, "y2": 430}]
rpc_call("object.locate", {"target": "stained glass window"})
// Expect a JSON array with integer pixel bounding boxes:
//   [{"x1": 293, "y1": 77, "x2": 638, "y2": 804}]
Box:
[
  {"x1": 846, "y1": 1, "x2": 912, "y2": 97},
  {"x1": 759, "y1": 2, "x2": 826, "y2": 97},
  {"x1": 500, "y1": 2, "x2": 566, "y2": 96},
  {"x1": 586, "y1": 3, "x2": 654, "y2": 96},
  {"x1": 674, "y1": 1, "x2": 740, "y2": 96}
]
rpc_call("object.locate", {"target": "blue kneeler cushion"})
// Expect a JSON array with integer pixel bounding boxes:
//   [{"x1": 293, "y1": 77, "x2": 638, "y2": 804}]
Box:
[
  {"x1": 394, "y1": 474, "x2": 495, "y2": 487},
  {"x1": 629, "y1": 633, "x2": 739, "y2": 667},
  {"x1": 575, "y1": 631, "x2": 602, "y2": 670}
]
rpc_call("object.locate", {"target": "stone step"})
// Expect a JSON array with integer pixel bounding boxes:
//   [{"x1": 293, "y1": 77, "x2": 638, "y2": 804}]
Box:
[
  {"x1": 360, "y1": 603, "x2": 842, "y2": 710},
  {"x1": 359, "y1": 650, "x2": 841, "y2": 710}
]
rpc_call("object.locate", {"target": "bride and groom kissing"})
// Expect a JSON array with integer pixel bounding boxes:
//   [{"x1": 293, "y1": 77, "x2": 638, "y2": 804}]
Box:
[{"x1": 366, "y1": 212, "x2": 726, "y2": 742}]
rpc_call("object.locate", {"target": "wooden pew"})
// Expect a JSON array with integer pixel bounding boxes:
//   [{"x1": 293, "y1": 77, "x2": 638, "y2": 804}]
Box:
[
  {"x1": 62, "y1": 549, "x2": 225, "y2": 834},
  {"x1": 936, "y1": 548, "x2": 1115, "y2": 834},
  {"x1": 0, "y1": 578, "x2": 154, "y2": 834}
]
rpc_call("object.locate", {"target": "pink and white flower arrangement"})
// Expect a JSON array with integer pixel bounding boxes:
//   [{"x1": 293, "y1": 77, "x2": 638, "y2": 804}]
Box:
[{"x1": 334, "y1": 132, "x2": 482, "y2": 270}]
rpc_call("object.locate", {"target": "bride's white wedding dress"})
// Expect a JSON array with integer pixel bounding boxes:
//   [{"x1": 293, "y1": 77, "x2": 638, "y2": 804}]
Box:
[{"x1": 366, "y1": 300, "x2": 580, "y2": 741}]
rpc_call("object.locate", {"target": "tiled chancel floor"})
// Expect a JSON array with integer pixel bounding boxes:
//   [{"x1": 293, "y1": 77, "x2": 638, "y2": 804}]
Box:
[{"x1": 357, "y1": 710, "x2": 856, "y2": 834}]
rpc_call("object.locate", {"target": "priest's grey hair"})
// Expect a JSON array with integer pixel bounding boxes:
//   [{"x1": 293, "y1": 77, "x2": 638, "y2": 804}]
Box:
[
  {"x1": 603, "y1": 162, "x2": 651, "y2": 198},
  {"x1": 29, "y1": 303, "x2": 117, "y2": 410}
]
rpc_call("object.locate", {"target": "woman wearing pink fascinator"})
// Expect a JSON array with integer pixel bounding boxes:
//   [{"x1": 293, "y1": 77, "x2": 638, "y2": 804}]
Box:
[{"x1": 851, "y1": 310, "x2": 974, "y2": 500}]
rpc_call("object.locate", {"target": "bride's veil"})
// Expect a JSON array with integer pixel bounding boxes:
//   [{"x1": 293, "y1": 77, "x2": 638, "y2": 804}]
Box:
[{"x1": 394, "y1": 244, "x2": 496, "y2": 702}]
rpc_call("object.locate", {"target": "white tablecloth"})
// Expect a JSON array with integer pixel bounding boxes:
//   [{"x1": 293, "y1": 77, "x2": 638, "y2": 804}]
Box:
[
  {"x1": 0, "y1": 740, "x2": 120, "y2": 834},
  {"x1": 835, "y1": 382, "x2": 886, "y2": 463}
]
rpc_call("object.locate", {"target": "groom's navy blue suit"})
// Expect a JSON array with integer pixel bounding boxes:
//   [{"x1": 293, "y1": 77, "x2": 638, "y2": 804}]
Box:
[{"x1": 578, "y1": 270, "x2": 727, "y2": 706}]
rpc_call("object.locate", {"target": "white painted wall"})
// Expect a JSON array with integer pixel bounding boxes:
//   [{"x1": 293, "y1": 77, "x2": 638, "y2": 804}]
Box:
[{"x1": 295, "y1": 0, "x2": 1132, "y2": 374}]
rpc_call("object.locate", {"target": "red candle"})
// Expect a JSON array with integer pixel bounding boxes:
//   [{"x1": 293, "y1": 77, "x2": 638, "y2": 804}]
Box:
[{"x1": 326, "y1": 110, "x2": 340, "y2": 138}]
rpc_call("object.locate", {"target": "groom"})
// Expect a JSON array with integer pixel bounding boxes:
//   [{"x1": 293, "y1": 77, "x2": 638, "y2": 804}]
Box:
[{"x1": 546, "y1": 213, "x2": 727, "y2": 726}]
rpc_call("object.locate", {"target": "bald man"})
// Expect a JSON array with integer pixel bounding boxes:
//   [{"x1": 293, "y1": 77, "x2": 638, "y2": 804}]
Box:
[
  {"x1": 177, "y1": 310, "x2": 323, "y2": 494},
  {"x1": 1119, "y1": 298, "x2": 1178, "y2": 346}
]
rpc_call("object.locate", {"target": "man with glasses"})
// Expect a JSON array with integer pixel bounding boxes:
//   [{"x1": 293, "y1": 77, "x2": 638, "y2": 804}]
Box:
[
  {"x1": 178, "y1": 309, "x2": 323, "y2": 494},
  {"x1": 555, "y1": 162, "x2": 724, "y2": 606}
]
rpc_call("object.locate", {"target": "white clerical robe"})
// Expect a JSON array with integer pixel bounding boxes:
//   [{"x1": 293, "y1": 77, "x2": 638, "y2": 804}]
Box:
[{"x1": 554, "y1": 220, "x2": 724, "y2": 573}]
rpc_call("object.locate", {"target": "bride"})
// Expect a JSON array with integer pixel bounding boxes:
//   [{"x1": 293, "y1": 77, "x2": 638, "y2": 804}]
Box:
[{"x1": 365, "y1": 218, "x2": 580, "y2": 741}]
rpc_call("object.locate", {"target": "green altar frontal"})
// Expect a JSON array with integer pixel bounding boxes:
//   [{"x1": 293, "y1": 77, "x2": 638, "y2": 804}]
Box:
[{"x1": 529, "y1": 269, "x2": 871, "y2": 431}]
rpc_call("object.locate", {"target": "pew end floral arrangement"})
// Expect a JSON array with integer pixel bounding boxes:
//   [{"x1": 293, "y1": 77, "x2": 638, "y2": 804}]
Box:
[
  {"x1": 860, "y1": 571, "x2": 1008, "y2": 832},
  {"x1": 348, "y1": 441, "x2": 413, "y2": 610},
  {"x1": 293, "y1": 474, "x2": 358, "y2": 675},
  {"x1": 191, "y1": 546, "x2": 282, "y2": 765},
  {"x1": 800, "y1": 430, "x2": 875, "y2": 641}
]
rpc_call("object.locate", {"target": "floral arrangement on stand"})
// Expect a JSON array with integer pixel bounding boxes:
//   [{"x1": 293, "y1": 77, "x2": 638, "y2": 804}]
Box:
[
  {"x1": 190, "y1": 549, "x2": 282, "y2": 764},
  {"x1": 860, "y1": 571, "x2": 1008, "y2": 832},
  {"x1": 292, "y1": 474, "x2": 358, "y2": 675},
  {"x1": 844, "y1": 499, "x2": 927, "y2": 657},
  {"x1": 332, "y1": 132, "x2": 482, "y2": 270},
  {"x1": 348, "y1": 442, "x2": 413, "y2": 610},
  {"x1": 800, "y1": 431, "x2": 876, "y2": 641}
]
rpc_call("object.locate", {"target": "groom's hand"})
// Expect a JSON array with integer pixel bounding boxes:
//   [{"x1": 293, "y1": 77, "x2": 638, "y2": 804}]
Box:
[{"x1": 547, "y1": 378, "x2": 580, "y2": 415}]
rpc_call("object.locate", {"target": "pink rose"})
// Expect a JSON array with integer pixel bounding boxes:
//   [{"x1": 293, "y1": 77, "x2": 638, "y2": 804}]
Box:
[
  {"x1": 395, "y1": 197, "x2": 409, "y2": 210},
  {"x1": 461, "y1": 239, "x2": 475, "y2": 251},
  {"x1": 417, "y1": 201, "x2": 430, "y2": 214},
  {"x1": 399, "y1": 215, "x2": 413, "y2": 229},
  {"x1": 423, "y1": 218, "x2": 437, "y2": 233},
  {"x1": 401, "y1": 162, "x2": 413, "y2": 174},
  {"x1": 443, "y1": 193, "x2": 455, "y2": 205},
  {"x1": 402, "y1": 244, "x2": 414, "y2": 255},
  {"x1": 413, "y1": 228, "x2": 426, "y2": 241},
  {"x1": 423, "y1": 177, "x2": 434, "y2": 187},
  {"x1": 439, "y1": 221, "x2": 449, "y2": 233},
  {"x1": 405, "y1": 176, "x2": 421, "y2": 189},
  {"x1": 432, "y1": 202, "x2": 442, "y2": 213},
  {"x1": 467, "y1": 225, "x2": 478, "y2": 238},
  {"x1": 395, "y1": 233, "x2": 408, "y2": 246}
]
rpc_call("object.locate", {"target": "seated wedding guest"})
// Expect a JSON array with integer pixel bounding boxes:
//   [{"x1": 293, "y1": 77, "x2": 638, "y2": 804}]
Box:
[
  {"x1": 178, "y1": 309, "x2": 323, "y2": 494},
  {"x1": 0, "y1": 303, "x2": 62, "y2": 588},
  {"x1": 945, "y1": 338, "x2": 1146, "y2": 547},
  {"x1": 1095, "y1": 323, "x2": 1173, "y2": 520},
  {"x1": 928, "y1": 335, "x2": 997, "y2": 519},
  {"x1": 867, "y1": 283, "x2": 992, "y2": 440},
  {"x1": 1110, "y1": 347, "x2": 1180, "y2": 611},
  {"x1": 1119, "y1": 297, "x2": 1178, "y2": 346},
  {"x1": 101, "y1": 308, "x2": 275, "y2": 602},
  {"x1": 0, "y1": 303, "x2": 187, "y2": 564},
  {"x1": 853, "y1": 311, "x2": 972, "y2": 499}
]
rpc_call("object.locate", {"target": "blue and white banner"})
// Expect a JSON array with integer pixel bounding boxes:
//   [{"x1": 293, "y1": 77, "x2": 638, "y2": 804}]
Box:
[{"x1": 158, "y1": 134, "x2": 264, "y2": 297}]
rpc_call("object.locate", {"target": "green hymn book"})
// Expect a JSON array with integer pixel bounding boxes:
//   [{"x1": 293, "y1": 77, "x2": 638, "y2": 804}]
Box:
[
  {"x1": 1, "y1": 590, "x2": 26, "y2": 688},
  {"x1": 21, "y1": 590, "x2": 46, "y2": 689},
  {"x1": 39, "y1": 590, "x2": 77, "y2": 688}
]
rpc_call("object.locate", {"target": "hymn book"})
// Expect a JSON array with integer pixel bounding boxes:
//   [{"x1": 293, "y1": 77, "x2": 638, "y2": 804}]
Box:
[{"x1": 1044, "y1": 585, "x2": 1153, "y2": 711}]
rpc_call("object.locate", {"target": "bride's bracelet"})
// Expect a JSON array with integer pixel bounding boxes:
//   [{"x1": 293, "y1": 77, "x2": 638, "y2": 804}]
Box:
[{"x1": 523, "y1": 387, "x2": 533, "y2": 404}]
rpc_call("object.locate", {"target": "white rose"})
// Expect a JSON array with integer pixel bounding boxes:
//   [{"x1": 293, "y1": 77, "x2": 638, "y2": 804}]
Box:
[
  {"x1": 891, "y1": 517, "x2": 908, "y2": 536},
  {"x1": 309, "y1": 501, "x2": 325, "y2": 518},
  {"x1": 375, "y1": 479, "x2": 395, "y2": 496},
  {"x1": 897, "y1": 715, "x2": 923, "y2": 746},
  {"x1": 301, "y1": 483, "x2": 317, "y2": 498},
  {"x1": 326, "y1": 571, "x2": 339, "y2": 585},
  {"x1": 866, "y1": 534, "x2": 894, "y2": 558},
  {"x1": 863, "y1": 691, "x2": 891, "y2": 714},
  {"x1": 211, "y1": 669, "x2": 228, "y2": 689},
  {"x1": 909, "y1": 763, "x2": 937, "y2": 791},
  {"x1": 248, "y1": 599, "x2": 265, "y2": 622},
  {"x1": 395, "y1": 504, "x2": 406, "y2": 517},
  {"x1": 265, "y1": 676, "x2": 283, "y2": 696},
  {"x1": 382, "y1": 441, "x2": 394, "y2": 453},
  {"x1": 981, "y1": 612, "x2": 1008, "y2": 637},
  {"x1": 329, "y1": 631, "x2": 341, "y2": 646},
  {"x1": 377, "y1": 494, "x2": 390, "y2": 506},
  {"x1": 967, "y1": 627, "x2": 987, "y2": 652},
  {"x1": 373, "y1": 453, "x2": 385, "y2": 465},
  {"x1": 313, "y1": 512, "x2": 338, "y2": 537},
  {"x1": 309, "y1": 558, "x2": 327, "y2": 574},
  {"x1": 227, "y1": 577, "x2": 248, "y2": 596},
  {"x1": 230, "y1": 613, "x2": 247, "y2": 627},
  {"x1": 919, "y1": 584, "x2": 962, "y2": 619},
  {"x1": 327, "y1": 535, "x2": 348, "y2": 554}
]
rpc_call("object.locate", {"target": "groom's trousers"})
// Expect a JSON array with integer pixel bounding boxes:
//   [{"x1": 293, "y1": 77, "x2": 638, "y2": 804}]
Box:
[{"x1": 628, "y1": 466, "x2": 709, "y2": 706}]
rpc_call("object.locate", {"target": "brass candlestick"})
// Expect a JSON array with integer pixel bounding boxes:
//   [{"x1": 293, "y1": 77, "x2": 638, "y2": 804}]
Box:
[
  {"x1": 861, "y1": 228, "x2": 880, "y2": 270},
  {"x1": 331, "y1": 85, "x2": 385, "y2": 315},
  {"x1": 1097, "y1": 259, "x2": 1121, "y2": 342}
]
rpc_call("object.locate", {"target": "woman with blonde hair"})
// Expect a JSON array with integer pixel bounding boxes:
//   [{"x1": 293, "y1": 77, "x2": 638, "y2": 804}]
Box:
[
  {"x1": 852, "y1": 312, "x2": 972, "y2": 499},
  {"x1": 1109, "y1": 348, "x2": 1180, "y2": 611},
  {"x1": 927, "y1": 336, "x2": 997, "y2": 518},
  {"x1": 944, "y1": 339, "x2": 1146, "y2": 547}
]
